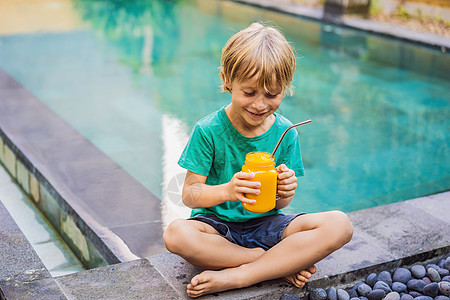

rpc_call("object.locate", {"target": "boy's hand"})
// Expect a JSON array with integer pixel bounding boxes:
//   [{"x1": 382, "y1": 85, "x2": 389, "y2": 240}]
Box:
[
  {"x1": 276, "y1": 164, "x2": 297, "y2": 199},
  {"x1": 226, "y1": 172, "x2": 260, "y2": 204}
]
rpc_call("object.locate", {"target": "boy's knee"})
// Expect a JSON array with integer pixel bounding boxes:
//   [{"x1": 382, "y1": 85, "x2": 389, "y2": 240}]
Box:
[
  {"x1": 328, "y1": 210, "x2": 353, "y2": 245},
  {"x1": 163, "y1": 219, "x2": 188, "y2": 253}
]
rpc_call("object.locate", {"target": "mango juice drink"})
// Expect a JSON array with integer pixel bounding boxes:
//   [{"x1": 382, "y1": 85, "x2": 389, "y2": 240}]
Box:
[{"x1": 241, "y1": 151, "x2": 278, "y2": 213}]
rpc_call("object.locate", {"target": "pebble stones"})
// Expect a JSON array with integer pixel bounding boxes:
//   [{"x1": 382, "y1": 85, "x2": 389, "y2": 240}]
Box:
[
  {"x1": 368, "y1": 289, "x2": 386, "y2": 300},
  {"x1": 393, "y1": 268, "x2": 412, "y2": 284},
  {"x1": 366, "y1": 273, "x2": 378, "y2": 287},
  {"x1": 423, "y1": 283, "x2": 441, "y2": 298},
  {"x1": 379, "y1": 271, "x2": 393, "y2": 287},
  {"x1": 392, "y1": 282, "x2": 407, "y2": 293},
  {"x1": 374, "y1": 281, "x2": 392, "y2": 294},
  {"x1": 412, "y1": 265, "x2": 427, "y2": 279},
  {"x1": 337, "y1": 288, "x2": 350, "y2": 300},
  {"x1": 385, "y1": 292, "x2": 400, "y2": 300},
  {"x1": 327, "y1": 287, "x2": 337, "y2": 300},
  {"x1": 310, "y1": 288, "x2": 327, "y2": 300},
  {"x1": 306, "y1": 256, "x2": 450, "y2": 300},
  {"x1": 429, "y1": 268, "x2": 442, "y2": 283},
  {"x1": 440, "y1": 281, "x2": 450, "y2": 296},
  {"x1": 357, "y1": 283, "x2": 372, "y2": 297}
]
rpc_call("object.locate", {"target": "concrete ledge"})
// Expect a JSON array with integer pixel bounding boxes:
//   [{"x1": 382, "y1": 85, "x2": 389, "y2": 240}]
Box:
[
  {"x1": 0, "y1": 67, "x2": 165, "y2": 267},
  {"x1": 229, "y1": 0, "x2": 450, "y2": 51},
  {"x1": 0, "y1": 201, "x2": 66, "y2": 299},
  {"x1": 2, "y1": 190, "x2": 448, "y2": 299}
]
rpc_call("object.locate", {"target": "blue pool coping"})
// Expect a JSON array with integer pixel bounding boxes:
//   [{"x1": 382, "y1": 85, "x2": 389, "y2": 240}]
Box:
[{"x1": 231, "y1": 0, "x2": 450, "y2": 52}]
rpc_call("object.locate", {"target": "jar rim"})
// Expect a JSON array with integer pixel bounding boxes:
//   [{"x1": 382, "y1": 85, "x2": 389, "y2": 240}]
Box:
[{"x1": 245, "y1": 151, "x2": 275, "y2": 166}]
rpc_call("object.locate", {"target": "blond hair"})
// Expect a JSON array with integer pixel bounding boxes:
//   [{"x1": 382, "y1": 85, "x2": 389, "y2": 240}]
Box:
[{"x1": 220, "y1": 22, "x2": 296, "y2": 96}]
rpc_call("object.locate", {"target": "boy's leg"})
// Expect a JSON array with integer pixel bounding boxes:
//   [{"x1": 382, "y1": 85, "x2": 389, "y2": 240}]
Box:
[
  {"x1": 186, "y1": 210, "x2": 353, "y2": 298},
  {"x1": 163, "y1": 219, "x2": 265, "y2": 269}
]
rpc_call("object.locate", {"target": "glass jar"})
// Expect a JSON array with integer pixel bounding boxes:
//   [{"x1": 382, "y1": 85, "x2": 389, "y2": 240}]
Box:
[{"x1": 241, "y1": 151, "x2": 277, "y2": 213}]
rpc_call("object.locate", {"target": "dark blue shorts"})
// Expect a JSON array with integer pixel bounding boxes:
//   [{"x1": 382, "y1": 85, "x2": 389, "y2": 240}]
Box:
[{"x1": 189, "y1": 213, "x2": 304, "y2": 251}]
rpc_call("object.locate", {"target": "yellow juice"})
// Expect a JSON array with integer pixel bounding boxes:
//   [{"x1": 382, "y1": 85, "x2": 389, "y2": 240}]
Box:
[{"x1": 242, "y1": 151, "x2": 277, "y2": 213}]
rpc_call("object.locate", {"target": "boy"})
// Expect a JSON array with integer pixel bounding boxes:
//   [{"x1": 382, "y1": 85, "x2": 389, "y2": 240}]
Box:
[{"x1": 163, "y1": 22, "x2": 353, "y2": 298}]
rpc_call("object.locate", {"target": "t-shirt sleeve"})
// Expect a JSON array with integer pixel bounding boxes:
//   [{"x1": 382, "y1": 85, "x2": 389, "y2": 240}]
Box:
[
  {"x1": 279, "y1": 129, "x2": 305, "y2": 177},
  {"x1": 178, "y1": 124, "x2": 214, "y2": 177}
]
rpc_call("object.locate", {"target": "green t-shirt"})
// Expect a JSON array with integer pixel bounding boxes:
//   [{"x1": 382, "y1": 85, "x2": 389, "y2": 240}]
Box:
[{"x1": 178, "y1": 106, "x2": 304, "y2": 222}]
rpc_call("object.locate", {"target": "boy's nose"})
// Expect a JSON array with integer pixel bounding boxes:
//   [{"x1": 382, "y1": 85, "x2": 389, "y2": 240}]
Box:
[{"x1": 253, "y1": 95, "x2": 267, "y2": 111}]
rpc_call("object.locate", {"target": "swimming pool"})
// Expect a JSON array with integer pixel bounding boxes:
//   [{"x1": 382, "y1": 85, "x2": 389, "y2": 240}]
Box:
[{"x1": 0, "y1": 0, "x2": 448, "y2": 221}]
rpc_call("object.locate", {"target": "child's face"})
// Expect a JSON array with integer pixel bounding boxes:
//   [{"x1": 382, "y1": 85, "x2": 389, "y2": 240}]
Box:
[{"x1": 227, "y1": 76, "x2": 283, "y2": 129}]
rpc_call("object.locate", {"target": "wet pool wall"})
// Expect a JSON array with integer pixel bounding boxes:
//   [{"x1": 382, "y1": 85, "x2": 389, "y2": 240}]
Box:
[{"x1": 0, "y1": 131, "x2": 108, "y2": 269}]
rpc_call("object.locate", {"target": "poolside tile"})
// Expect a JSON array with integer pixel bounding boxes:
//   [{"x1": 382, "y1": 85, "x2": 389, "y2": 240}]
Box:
[
  {"x1": 38, "y1": 184, "x2": 62, "y2": 231},
  {"x1": 0, "y1": 136, "x2": 4, "y2": 163},
  {"x1": 3, "y1": 144, "x2": 16, "y2": 177},
  {"x1": 110, "y1": 221, "x2": 166, "y2": 258},
  {"x1": 348, "y1": 199, "x2": 450, "y2": 260},
  {"x1": 0, "y1": 201, "x2": 50, "y2": 281},
  {"x1": 56, "y1": 259, "x2": 179, "y2": 299},
  {"x1": 314, "y1": 227, "x2": 396, "y2": 285},
  {"x1": 149, "y1": 253, "x2": 297, "y2": 300},
  {"x1": 16, "y1": 159, "x2": 30, "y2": 194},
  {"x1": 29, "y1": 172, "x2": 40, "y2": 203}
]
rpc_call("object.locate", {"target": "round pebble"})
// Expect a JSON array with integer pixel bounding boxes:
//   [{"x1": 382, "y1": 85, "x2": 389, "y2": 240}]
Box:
[
  {"x1": 327, "y1": 287, "x2": 337, "y2": 300},
  {"x1": 400, "y1": 294, "x2": 414, "y2": 300},
  {"x1": 427, "y1": 267, "x2": 441, "y2": 282},
  {"x1": 373, "y1": 281, "x2": 392, "y2": 294},
  {"x1": 350, "y1": 298, "x2": 359, "y2": 300},
  {"x1": 378, "y1": 271, "x2": 393, "y2": 287},
  {"x1": 366, "y1": 273, "x2": 378, "y2": 287},
  {"x1": 281, "y1": 294, "x2": 301, "y2": 300},
  {"x1": 353, "y1": 283, "x2": 364, "y2": 292},
  {"x1": 357, "y1": 283, "x2": 372, "y2": 297},
  {"x1": 409, "y1": 291, "x2": 423, "y2": 298},
  {"x1": 426, "y1": 264, "x2": 439, "y2": 271},
  {"x1": 445, "y1": 257, "x2": 450, "y2": 271},
  {"x1": 407, "y1": 279, "x2": 426, "y2": 292},
  {"x1": 392, "y1": 282, "x2": 407, "y2": 293},
  {"x1": 310, "y1": 288, "x2": 328, "y2": 300},
  {"x1": 422, "y1": 277, "x2": 432, "y2": 284},
  {"x1": 440, "y1": 281, "x2": 450, "y2": 296},
  {"x1": 414, "y1": 296, "x2": 433, "y2": 300},
  {"x1": 411, "y1": 265, "x2": 427, "y2": 279},
  {"x1": 360, "y1": 297, "x2": 368, "y2": 300},
  {"x1": 384, "y1": 292, "x2": 400, "y2": 300},
  {"x1": 347, "y1": 289, "x2": 358, "y2": 298},
  {"x1": 367, "y1": 289, "x2": 385, "y2": 300},
  {"x1": 393, "y1": 268, "x2": 411, "y2": 284},
  {"x1": 439, "y1": 268, "x2": 450, "y2": 277},
  {"x1": 443, "y1": 275, "x2": 450, "y2": 282},
  {"x1": 439, "y1": 260, "x2": 446, "y2": 269},
  {"x1": 337, "y1": 289, "x2": 350, "y2": 300},
  {"x1": 422, "y1": 282, "x2": 439, "y2": 298},
  {"x1": 435, "y1": 296, "x2": 450, "y2": 300}
]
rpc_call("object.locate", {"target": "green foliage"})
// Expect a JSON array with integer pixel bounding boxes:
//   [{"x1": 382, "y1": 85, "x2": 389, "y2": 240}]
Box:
[
  {"x1": 396, "y1": 5, "x2": 410, "y2": 19},
  {"x1": 369, "y1": 0, "x2": 382, "y2": 17}
]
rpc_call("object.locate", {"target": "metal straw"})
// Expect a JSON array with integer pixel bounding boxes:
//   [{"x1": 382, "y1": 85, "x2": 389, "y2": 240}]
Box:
[{"x1": 271, "y1": 119, "x2": 311, "y2": 157}]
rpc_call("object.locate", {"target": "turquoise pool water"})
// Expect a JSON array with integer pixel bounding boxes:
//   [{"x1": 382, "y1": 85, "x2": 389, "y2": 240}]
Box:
[{"x1": 0, "y1": 0, "x2": 449, "y2": 215}]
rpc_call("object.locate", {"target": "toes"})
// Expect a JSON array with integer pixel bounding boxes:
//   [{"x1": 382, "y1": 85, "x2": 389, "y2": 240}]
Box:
[
  {"x1": 299, "y1": 270, "x2": 312, "y2": 280},
  {"x1": 308, "y1": 265, "x2": 317, "y2": 274}
]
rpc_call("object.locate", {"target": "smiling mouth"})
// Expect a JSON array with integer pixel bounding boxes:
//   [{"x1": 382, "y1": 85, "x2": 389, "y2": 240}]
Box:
[{"x1": 247, "y1": 110, "x2": 266, "y2": 118}]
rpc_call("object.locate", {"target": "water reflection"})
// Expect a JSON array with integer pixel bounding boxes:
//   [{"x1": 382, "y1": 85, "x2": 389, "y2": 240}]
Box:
[{"x1": 0, "y1": 0, "x2": 448, "y2": 219}]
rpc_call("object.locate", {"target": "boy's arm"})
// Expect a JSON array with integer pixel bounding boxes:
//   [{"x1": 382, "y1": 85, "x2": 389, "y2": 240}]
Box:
[
  {"x1": 182, "y1": 170, "x2": 260, "y2": 209},
  {"x1": 275, "y1": 164, "x2": 297, "y2": 209}
]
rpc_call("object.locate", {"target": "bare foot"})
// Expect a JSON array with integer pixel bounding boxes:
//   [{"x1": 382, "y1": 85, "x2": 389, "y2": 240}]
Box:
[
  {"x1": 283, "y1": 265, "x2": 317, "y2": 288},
  {"x1": 186, "y1": 267, "x2": 248, "y2": 298}
]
